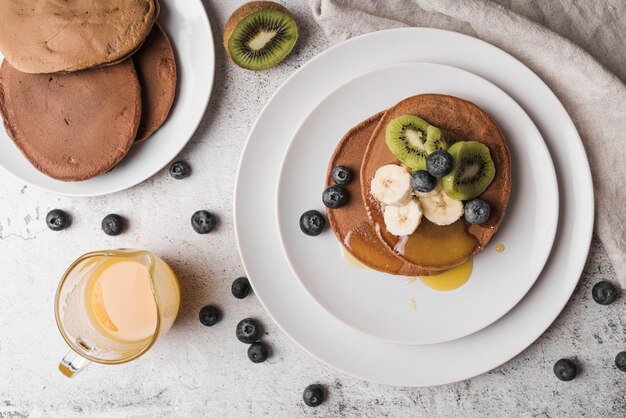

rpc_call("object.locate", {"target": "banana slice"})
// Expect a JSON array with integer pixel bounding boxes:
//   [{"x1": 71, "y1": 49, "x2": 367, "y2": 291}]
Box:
[
  {"x1": 419, "y1": 189, "x2": 464, "y2": 226},
  {"x1": 370, "y1": 164, "x2": 412, "y2": 206},
  {"x1": 384, "y1": 198, "x2": 423, "y2": 236}
]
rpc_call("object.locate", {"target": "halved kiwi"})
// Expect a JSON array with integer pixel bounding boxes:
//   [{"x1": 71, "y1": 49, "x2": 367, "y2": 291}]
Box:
[
  {"x1": 443, "y1": 141, "x2": 495, "y2": 200},
  {"x1": 425, "y1": 126, "x2": 452, "y2": 154},
  {"x1": 223, "y1": 1, "x2": 298, "y2": 71},
  {"x1": 385, "y1": 115, "x2": 431, "y2": 171}
]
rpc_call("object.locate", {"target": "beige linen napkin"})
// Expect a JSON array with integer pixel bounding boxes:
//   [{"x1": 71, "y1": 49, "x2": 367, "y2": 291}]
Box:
[{"x1": 308, "y1": 0, "x2": 626, "y2": 286}]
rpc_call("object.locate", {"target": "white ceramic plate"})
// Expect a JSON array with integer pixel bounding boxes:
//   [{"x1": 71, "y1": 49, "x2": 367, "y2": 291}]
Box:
[
  {"x1": 0, "y1": 0, "x2": 214, "y2": 197},
  {"x1": 234, "y1": 28, "x2": 593, "y2": 386},
  {"x1": 276, "y1": 63, "x2": 558, "y2": 345}
]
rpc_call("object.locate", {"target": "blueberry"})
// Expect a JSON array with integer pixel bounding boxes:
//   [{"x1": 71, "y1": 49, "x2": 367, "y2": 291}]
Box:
[
  {"x1": 191, "y1": 210, "x2": 216, "y2": 234},
  {"x1": 169, "y1": 160, "x2": 191, "y2": 179},
  {"x1": 553, "y1": 358, "x2": 577, "y2": 381},
  {"x1": 231, "y1": 277, "x2": 251, "y2": 299},
  {"x1": 592, "y1": 281, "x2": 618, "y2": 305},
  {"x1": 236, "y1": 318, "x2": 261, "y2": 343},
  {"x1": 247, "y1": 342, "x2": 268, "y2": 363},
  {"x1": 302, "y1": 384, "x2": 325, "y2": 407},
  {"x1": 615, "y1": 352, "x2": 626, "y2": 372},
  {"x1": 322, "y1": 185, "x2": 348, "y2": 209},
  {"x1": 46, "y1": 209, "x2": 69, "y2": 231},
  {"x1": 101, "y1": 214, "x2": 125, "y2": 236},
  {"x1": 464, "y1": 198, "x2": 491, "y2": 225},
  {"x1": 300, "y1": 210, "x2": 326, "y2": 236},
  {"x1": 199, "y1": 305, "x2": 220, "y2": 327},
  {"x1": 410, "y1": 170, "x2": 437, "y2": 193},
  {"x1": 426, "y1": 150, "x2": 454, "y2": 178},
  {"x1": 331, "y1": 166, "x2": 353, "y2": 185}
]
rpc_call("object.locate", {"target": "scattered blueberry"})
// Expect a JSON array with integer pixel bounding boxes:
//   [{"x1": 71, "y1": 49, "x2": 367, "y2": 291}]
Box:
[
  {"x1": 553, "y1": 358, "x2": 577, "y2": 381},
  {"x1": 322, "y1": 185, "x2": 348, "y2": 209},
  {"x1": 615, "y1": 352, "x2": 626, "y2": 372},
  {"x1": 410, "y1": 170, "x2": 437, "y2": 194},
  {"x1": 169, "y1": 160, "x2": 191, "y2": 179},
  {"x1": 331, "y1": 166, "x2": 353, "y2": 185},
  {"x1": 236, "y1": 318, "x2": 261, "y2": 344},
  {"x1": 592, "y1": 281, "x2": 618, "y2": 305},
  {"x1": 101, "y1": 214, "x2": 125, "y2": 236},
  {"x1": 191, "y1": 210, "x2": 217, "y2": 234},
  {"x1": 426, "y1": 150, "x2": 454, "y2": 178},
  {"x1": 231, "y1": 277, "x2": 251, "y2": 299},
  {"x1": 46, "y1": 209, "x2": 69, "y2": 231},
  {"x1": 198, "y1": 305, "x2": 220, "y2": 327},
  {"x1": 464, "y1": 198, "x2": 491, "y2": 225},
  {"x1": 302, "y1": 384, "x2": 325, "y2": 407},
  {"x1": 300, "y1": 210, "x2": 326, "y2": 236},
  {"x1": 247, "y1": 342, "x2": 268, "y2": 363}
]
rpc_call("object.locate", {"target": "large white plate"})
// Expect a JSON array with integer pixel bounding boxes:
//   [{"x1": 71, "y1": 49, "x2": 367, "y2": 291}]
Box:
[
  {"x1": 0, "y1": 0, "x2": 214, "y2": 197},
  {"x1": 276, "y1": 63, "x2": 558, "y2": 345},
  {"x1": 234, "y1": 28, "x2": 593, "y2": 386}
]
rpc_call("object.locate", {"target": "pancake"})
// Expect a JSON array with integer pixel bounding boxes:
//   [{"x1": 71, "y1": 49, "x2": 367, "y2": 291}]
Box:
[
  {"x1": 361, "y1": 94, "x2": 511, "y2": 273},
  {"x1": 326, "y1": 113, "x2": 447, "y2": 276},
  {"x1": 0, "y1": 0, "x2": 157, "y2": 74},
  {"x1": 0, "y1": 59, "x2": 142, "y2": 181},
  {"x1": 133, "y1": 23, "x2": 177, "y2": 142}
]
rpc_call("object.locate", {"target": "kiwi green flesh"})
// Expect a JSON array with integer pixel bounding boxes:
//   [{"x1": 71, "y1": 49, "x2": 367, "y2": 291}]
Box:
[
  {"x1": 443, "y1": 141, "x2": 495, "y2": 200},
  {"x1": 425, "y1": 126, "x2": 450, "y2": 154},
  {"x1": 228, "y1": 9, "x2": 298, "y2": 70},
  {"x1": 385, "y1": 115, "x2": 431, "y2": 171}
]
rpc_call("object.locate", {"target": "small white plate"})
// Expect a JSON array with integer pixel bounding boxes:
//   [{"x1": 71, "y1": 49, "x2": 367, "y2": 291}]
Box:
[
  {"x1": 234, "y1": 28, "x2": 594, "y2": 386},
  {"x1": 0, "y1": 0, "x2": 214, "y2": 196},
  {"x1": 276, "y1": 63, "x2": 558, "y2": 345}
]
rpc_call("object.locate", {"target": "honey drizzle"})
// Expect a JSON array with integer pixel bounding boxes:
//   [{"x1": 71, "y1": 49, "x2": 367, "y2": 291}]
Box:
[
  {"x1": 395, "y1": 219, "x2": 477, "y2": 269},
  {"x1": 419, "y1": 258, "x2": 473, "y2": 291}
]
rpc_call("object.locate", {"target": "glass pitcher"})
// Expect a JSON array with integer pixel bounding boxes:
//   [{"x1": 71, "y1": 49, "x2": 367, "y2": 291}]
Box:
[{"x1": 54, "y1": 249, "x2": 180, "y2": 377}]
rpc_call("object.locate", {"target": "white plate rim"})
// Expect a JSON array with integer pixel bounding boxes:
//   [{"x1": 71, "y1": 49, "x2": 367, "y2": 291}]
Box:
[
  {"x1": 274, "y1": 61, "x2": 559, "y2": 345},
  {"x1": 0, "y1": 0, "x2": 214, "y2": 197},
  {"x1": 234, "y1": 27, "x2": 594, "y2": 387}
]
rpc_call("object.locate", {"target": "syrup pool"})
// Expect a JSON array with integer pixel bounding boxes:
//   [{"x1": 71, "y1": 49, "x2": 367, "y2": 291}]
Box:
[
  {"x1": 339, "y1": 245, "x2": 474, "y2": 292},
  {"x1": 418, "y1": 258, "x2": 473, "y2": 291}
]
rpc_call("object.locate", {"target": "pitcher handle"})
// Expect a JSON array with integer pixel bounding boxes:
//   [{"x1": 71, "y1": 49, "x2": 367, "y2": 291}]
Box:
[{"x1": 59, "y1": 350, "x2": 90, "y2": 378}]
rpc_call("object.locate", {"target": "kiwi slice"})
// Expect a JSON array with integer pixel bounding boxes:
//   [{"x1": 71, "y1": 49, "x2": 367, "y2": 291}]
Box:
[
  {"x1": 442, "y1": 141, "x2": 495, "y2": 200},
  {"x1": 385, "y1": 115, "x2": 431, "y2": 171},
  {"x1": 425, "y1": 126, "x2": 452, "y2": 154},
  {"x1": 223, "y1": 1, "x2": 298, "y2": 71}
]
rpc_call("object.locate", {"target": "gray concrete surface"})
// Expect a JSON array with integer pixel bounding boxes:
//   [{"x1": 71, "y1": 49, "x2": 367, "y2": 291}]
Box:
[{"x1": 0, "y1": 1, "x2": 622, "y2": 416}]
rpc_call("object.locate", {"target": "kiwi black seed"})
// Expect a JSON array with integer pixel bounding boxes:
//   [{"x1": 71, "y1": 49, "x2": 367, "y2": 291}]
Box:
[
  {"x1": 425, "y1": 125, "x2": 452, "y2": 154},
  {"x1": 443, "y1": 141, "x2": 495, "y2": 200},
  {"x1": 385, "y1": 115, "x2": 431, "y2": 171},
  {"x1": 223, "y1": 1, "x2": 298, "y2": 71}
]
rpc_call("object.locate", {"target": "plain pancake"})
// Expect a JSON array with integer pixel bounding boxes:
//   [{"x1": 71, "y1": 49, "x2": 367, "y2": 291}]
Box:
[
  {"x1": 133, "y1": 23, "x2": 177, "y2": 142},
  {"x1": 0, "y1": 59, "x2": 142, "y2": 181},
  {"x1": 0, "y1": 0, "x2": 157, "y2": 74},
  {"x1": 361, "y1": 94, "x2": 511, "y2": 272},
  {"x1": 326, "y1": 113, "x2": 446, "y2": 276}
]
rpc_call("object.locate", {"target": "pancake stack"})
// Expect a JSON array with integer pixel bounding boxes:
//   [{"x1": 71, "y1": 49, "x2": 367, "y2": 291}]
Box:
[
  {"x1": 0, "y1": 0, "x2": 177, "y2": 181},
  {"x1": 325, "y1": 94, "x2": 511, "y2": 276}
]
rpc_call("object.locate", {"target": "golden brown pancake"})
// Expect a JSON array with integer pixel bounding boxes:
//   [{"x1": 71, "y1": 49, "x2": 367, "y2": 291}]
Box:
[
  {"x1": 133, "y1": 23, "x2": 177, "y2": 143},
  {"x1": 0, "y1": 59, "x2": 142, "y2": 181},
  {"x1": 0, "y1": 0, "x2": 157, "y2": 74},
  {"x1": 361, "y1": 94, "x2": 511, "y2": 273},
  {"x1": 326, "y1": 113, "x2": 446, "y2": 276}
]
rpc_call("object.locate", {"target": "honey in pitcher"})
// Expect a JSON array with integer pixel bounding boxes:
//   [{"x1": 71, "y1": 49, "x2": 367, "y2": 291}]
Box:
[{"x1": 85, "y1": 258, "x2": 159, "y2": 342}]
